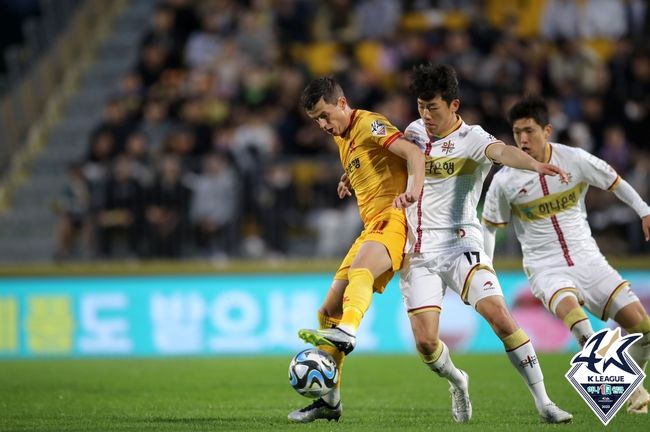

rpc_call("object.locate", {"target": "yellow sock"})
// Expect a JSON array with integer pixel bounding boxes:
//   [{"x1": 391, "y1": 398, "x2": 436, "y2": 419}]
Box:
[
  {"x1": 339, "y1": 268, "x2": 374, "y2": 334},
  {"x1": 318, "y1": 312, "x2": 345, "y2": 389}
]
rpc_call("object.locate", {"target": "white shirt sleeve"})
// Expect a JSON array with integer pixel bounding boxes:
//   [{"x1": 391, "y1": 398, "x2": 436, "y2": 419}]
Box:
[
  {"x1": 612, "y1": 179, "x2": 650, "y2": 218},
  {"x1": 575, "y1": 148, "x2": 619, "y2": 190}
]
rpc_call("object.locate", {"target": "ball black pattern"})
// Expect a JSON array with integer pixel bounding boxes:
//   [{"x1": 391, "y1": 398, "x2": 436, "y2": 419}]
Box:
[{"x1": 288, "y1": 348, "x2": 339, "y2": 398}]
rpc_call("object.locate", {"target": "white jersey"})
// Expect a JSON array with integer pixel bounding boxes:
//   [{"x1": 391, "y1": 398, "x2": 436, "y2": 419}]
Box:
[
  {"x1": 404, "y1": 117, "x2": 498, "y2": 253},
  {"x1": 482, "y1": 143, "x2": 620, "y2": 272}
]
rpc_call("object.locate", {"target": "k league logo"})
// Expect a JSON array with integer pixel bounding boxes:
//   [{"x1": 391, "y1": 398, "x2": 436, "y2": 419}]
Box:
[{"x1": 565, "y1": 328, "x2": 645, "y2": 425}]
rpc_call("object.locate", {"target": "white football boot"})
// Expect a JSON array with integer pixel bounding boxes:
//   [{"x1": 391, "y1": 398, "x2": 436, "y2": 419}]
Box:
[{"x1": 449, "y1": 370, "x2": 472, "y2": 422}]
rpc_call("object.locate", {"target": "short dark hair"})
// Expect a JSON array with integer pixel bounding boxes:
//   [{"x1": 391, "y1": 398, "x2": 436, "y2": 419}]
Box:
[
  {"x1": 409, "y1": 63, "x2": 459, "y2": 103},
  {"x1": 508, "y1": 96, "x2": 550, "y2": 127},
  {"x1": 300, "y1": 77, "x2": 344, "y2": 111}
]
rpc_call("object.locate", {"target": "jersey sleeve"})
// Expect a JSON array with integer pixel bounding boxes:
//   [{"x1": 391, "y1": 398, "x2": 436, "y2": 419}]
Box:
[
  {"x1": 575, "y1": 148, "x2": 620, "y2": 191},
  {"x1": 482, "y1": 172, "x2": 511, "y2": 226},
  {"x1": 404, "y1": 122, "x2": 427, "y2": 152},
  {"x1": 468, "y1": 125, "x2": 499, "y2": 165},
  {"x1": 363, "y1": 113, "x2": 403, "y2": 149}
]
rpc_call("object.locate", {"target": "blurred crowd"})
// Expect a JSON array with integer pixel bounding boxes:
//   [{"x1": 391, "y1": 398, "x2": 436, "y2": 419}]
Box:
[{"x1": 53, "y1": 0, "x2": 650, "y2": 261}]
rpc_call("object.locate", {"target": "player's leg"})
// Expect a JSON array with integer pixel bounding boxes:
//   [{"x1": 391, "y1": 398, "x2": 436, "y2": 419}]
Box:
[
  {"x1": 529, "y1": 269, "x2": 594, "y2": 348},
  {"x1": 552, "y1": 293, "x2": 594, "y2": 348},
  {"x1": 613, "y1": 301, "x2": 650, "y2": 414},
  {"x1": 475, "y1": 293, "x2": 572, "y2": 423},
  {"x1": 288, "y1": 279, "x2": 346, "y2": 423},
  {"x1": 401, "y1": 254, "x2": 471, "y2": 422},
  {"x1": 299, "y1": 211, "x2": 404, "y2": 354},
  {"x1": 449, "y1": 248, "x2": 572, "y2": 423},
  {"x1": 582, "y1": 261, "x2": 649, "y2": 414}
]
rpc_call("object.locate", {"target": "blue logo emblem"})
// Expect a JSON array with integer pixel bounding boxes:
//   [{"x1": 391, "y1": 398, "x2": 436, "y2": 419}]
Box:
[{"x1": 565, "y1": 328, "x2": 645, "y2": 425}]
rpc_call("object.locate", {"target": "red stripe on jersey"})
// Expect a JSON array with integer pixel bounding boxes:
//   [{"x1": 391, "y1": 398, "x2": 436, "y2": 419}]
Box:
[
  {"x1": 539, "y1": 175, "x2": 574, "y2": 266},
  {"x1": 383, "y1": 131, "x2": 403, "y2": 149},
  {"x1": 414, "y1": 141, "x2": 433, "y2": 253}
]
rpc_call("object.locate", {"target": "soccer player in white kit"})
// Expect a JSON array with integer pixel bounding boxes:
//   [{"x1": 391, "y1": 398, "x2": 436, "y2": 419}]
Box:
[
  {"x1": 482, "y1": 96, "x2": 650, "y2": 414},
  {"x1": 398, "y1": 64, "x2": 573, "y2": 423}
]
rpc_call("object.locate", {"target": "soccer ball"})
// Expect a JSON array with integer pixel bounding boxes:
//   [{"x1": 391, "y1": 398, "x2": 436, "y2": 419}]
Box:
[{"x1": 288, "y1": 348, "x2": 339, "y2": 398}]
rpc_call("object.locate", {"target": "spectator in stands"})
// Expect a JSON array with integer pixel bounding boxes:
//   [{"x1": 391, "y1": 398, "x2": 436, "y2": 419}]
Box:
[
  {"x1": 96, "y1": 156, "x2": 144, "y2": 258},
  {"x1": 144, "y1": 155, "x2": 191, "y2": 257},
  {"x1": 53, "y1": 162, "x2": 91, "y2": 260},
  {"x1": 187, "y1": 153, "x2": 240, "y2": 258}
]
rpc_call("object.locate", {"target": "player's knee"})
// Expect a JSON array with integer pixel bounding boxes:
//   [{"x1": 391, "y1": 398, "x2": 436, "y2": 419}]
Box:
[
  {"x1": 480, "y1": 302, "x2": 517, "y2": 338},
  {"x1": 415, "y1": 337, "x2": 440, "y2": 356}
]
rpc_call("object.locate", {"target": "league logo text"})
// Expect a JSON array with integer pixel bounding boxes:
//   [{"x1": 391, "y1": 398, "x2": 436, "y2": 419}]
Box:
[{"x1": 565, "y1": 328, "x2": 645, "y2": 425}]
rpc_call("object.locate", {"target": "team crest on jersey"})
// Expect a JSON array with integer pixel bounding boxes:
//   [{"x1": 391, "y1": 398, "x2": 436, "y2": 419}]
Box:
[
  {"x1": 565, "y1": 328, "x2": 645, "y2": 425},
  {"x1": 370, "y1": 120, "x2": 387, "y2": 137},
  {"x1": 560, "y1": 172, "x2": 573, "y2": 185},
  {"x1": 440, "y1": 140, "x2": 455, "y2": 154}
]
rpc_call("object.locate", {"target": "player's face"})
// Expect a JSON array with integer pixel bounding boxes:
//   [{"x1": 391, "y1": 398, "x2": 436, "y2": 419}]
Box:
[
  {"x1": 417, "y1": 96, "x2": 460, "y2": 137},
  {"x1": 306, "y1": 97, "x2": 350, "y2": 136},
  {"x1": 512, "y1": 118, "x2": 552, "y2": 162}
]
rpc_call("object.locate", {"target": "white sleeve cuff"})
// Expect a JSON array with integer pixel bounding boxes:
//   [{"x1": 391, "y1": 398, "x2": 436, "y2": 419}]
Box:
[{"x1": 612, "y1": 179, "x2": 650, "y2": 218}]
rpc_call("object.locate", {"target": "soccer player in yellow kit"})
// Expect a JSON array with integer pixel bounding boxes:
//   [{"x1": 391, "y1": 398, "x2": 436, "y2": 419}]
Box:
[{"x1": 288, "y1": 77, "x2": 424, "y2": 423}]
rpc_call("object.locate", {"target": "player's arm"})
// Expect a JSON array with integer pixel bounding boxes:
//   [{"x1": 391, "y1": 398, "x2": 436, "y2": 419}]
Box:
[
  {"x1": 486, "y1": 142, "x2": 568, "y2": 181},
  {"x1": 611, "y1": 179, "x2": 650, "y2": 241},
  {"x1": 387, "y1": 137, "x2": 424, "y2": 209}
]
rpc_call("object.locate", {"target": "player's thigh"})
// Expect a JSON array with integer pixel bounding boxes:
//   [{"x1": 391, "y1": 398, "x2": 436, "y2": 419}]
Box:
[
  {"x1": 529, "y1": 269, "x2": 580, "y2": 314},
  {"x1": 400, "y1": 253, "x2": 445, "y2": 313},
  {"x1": 334, "y1": 230, "x2": 395, "y2": 294},
  {"x1": 578, "y1": 259, "x2": 637, "y2": 321},
  {"x1": 444, "y1": 248, "x2": 503, "y2": 307},
  {"x1": 354, "y1": 209, "x2": 406, "y2": 274}
]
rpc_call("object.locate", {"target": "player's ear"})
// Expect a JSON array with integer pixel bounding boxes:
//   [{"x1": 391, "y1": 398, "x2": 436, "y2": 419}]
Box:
[
  {"x1": 338, "y1": 96, "x2": 347, "y2": 110},
  {"x1": 450, "y1": 99, "x2": 460, "y2": 113},
  {"x1": 543, "y1": 123, "x2": 552, "y2": 140}
]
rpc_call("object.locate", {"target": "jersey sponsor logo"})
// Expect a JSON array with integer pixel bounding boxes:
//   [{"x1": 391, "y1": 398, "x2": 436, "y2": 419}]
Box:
[
  {"x1": 345, "y1": 157, "x2": 361, "y2": 175},
  {"x1": 566, "y1": 328, "x2": 645, "y2": 425},
  {"x1": 482, "y1": 281, "x2": 494, "y2": 291},
  {"x1": 440, "y1": 140, "x2": 455, "y2": 154},
  {"x1": 424, "y1": 156, "x2": 479, "y2": 178},
  {"x1": 370, "y1": 120, "x2": 387, "y2": 137},
  {"x1": 517, "y1": 187, "x2": 528, "y2": 196},
  {"x1": 511, "y1": 182, "x2": 586, "y2": 221}
]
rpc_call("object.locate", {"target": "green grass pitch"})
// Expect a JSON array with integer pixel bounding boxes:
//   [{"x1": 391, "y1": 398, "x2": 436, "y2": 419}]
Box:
[{"x1": 0, "y1": 354, "x2": 647, "y2": 431}]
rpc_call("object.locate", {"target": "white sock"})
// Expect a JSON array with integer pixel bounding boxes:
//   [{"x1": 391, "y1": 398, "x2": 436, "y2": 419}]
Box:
[
  {"x1": 506, "y1": 341, "x2": 551, "y2": 410},
  {"x1": 427, "y1": 342, "x2": 466, "y2": 389},
  {"x1": 571, "y1": 320, "x2": 594, "y2": 348},
  {"x1": 322, "y1": 385, "x2": 340, "y2": 406},
  {"x1": 628, "y1": 332, "x2": 650, "y2": 371}
]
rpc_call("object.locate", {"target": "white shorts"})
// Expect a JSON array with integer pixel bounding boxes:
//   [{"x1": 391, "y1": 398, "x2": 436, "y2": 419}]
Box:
[
  {"x1": 400, "y1": 246, "x2": 503, "y2": 313},
  {"x1": 528, "y1": 254, "x2": 637, "y2": 320}
]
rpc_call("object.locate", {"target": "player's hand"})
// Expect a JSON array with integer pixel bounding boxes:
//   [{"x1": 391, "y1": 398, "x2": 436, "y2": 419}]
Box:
[
  {"x1": 642, "y1": 214, "x2": 650, "y2": 242},
  {"x1": 393, "y1": 192, "x2": 418, "y2": 209},
  {"x1": 337, "y1": 172, "x2": 352, "y2": 199},
  {"x1": 536, "y1": 162, "x2": 568, "y2": 183}
]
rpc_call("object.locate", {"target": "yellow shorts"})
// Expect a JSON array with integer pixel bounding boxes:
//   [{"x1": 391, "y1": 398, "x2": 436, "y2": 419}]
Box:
[{"x1": 334, "y1": 207, "x2": 406, "y2": 293}]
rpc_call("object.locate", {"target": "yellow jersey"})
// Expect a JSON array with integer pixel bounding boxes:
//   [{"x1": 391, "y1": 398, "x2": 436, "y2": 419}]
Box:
[{"x1": 334, "y1": 109, "x2": 408, "y2": 224}]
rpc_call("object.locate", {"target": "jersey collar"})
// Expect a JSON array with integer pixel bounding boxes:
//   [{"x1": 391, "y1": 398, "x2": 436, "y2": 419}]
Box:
[{"x1": 430, "y1": 114, "x2": 463, "y2": 140}]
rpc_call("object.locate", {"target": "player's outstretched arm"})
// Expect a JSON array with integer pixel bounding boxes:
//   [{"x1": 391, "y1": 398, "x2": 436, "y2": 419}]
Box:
[
  {"x1": 388, "y1": 138, "x2": 425, "y2": 209},
  {"x1": 611, "y1": 179, "x2": 650, "y2": 241},
  {"x1": 486, "y1": 142, "x2": 568, "y2": 182}
]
